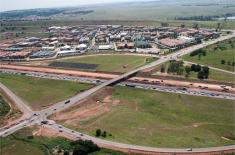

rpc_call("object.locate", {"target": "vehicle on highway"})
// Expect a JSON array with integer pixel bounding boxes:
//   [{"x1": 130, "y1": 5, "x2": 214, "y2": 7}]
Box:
[
  {"x1": 41, "y1": 121, "x2": 48, "y2": 124},
  {"x1": 64, "y1": 100, "x2": 70, "y2": 104}
]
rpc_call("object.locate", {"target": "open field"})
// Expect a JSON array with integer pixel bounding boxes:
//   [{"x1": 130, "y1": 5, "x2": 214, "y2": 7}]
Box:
[
  {"x1": 0, "y1": 127, "x2": 130, "y2": 155},
  {"x1": 54, "y1": 55, "x2": 155, "y2": 73},
  {"x1": 68, "y1": 0, "x2": 235, "y2": 21},
  {"x1": 184, "y1": 38, "x2": 235, "y2": 72},
  {"x1": 154, "y1": 61, "x2": 235, "y2": 84},
  {"x1": 0, "y1": 73, "x2": 93, "y2": 110},
  {"x1": 186, "y1": 69, "x2": 235, "y2": 83},
  {"x1": 52, "y1": 87, "x2": 235, "y2": 148}
]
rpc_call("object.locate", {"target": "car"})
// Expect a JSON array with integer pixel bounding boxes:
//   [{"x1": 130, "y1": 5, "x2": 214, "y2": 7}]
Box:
[
  {"x1": 59, "y1": 130, "x2": 63, "y2": 132},
  {"x1": 41, "y1": 121, "x2": 48, "y2": 124},
  {"x1": 65, "y1": 100, "x2": 70, "y2": 104}
]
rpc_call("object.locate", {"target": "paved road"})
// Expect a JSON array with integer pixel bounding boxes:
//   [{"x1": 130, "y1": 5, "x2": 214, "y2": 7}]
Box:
[
  {"x1": 46, "y1": 123, "x2": 235, "y2": 154},
  {"x1": 184, "y1": 61, "x2": 235, "y2": 75},
  {"x1": 0, "y1": 32, "x2": 235, "y2": 154},
  {"x1": 0, "y1": 83, "x2": 32, "y2": 118},
  {"x1": 2, "y1": 69, "x2": 235, "y2": 100}
]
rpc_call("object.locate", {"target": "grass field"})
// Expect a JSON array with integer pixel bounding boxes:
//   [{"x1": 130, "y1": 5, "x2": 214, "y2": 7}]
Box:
[
  {"x1": 184, "y1": 38, "x2": 235, "y2": 72},
  {"x1": 0, "y1": 74, "x2": 93, "y2": 110},
  {"x1": 56, "y1": 87, "x2": 235, "y2": 148},
  {"x1": 0, "y1": 127, "x2": 130, "y2": 155},
  {"x1": 0, "y1": 95, "x2": 10, "y2": 117},
  {"x1": 155, "y1": 61, "x2": 235, "y2": 83},
  {"x1": 55, "y1": 55, "x2": 155, "y2": 73},
  {"x1": 185, "y1": 69, "x2": 235, "y2": 83}
]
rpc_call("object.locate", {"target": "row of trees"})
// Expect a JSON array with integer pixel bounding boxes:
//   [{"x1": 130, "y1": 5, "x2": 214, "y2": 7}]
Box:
[
  {"x1": 70, "y1": 140, "x2": 100, "y2": 155},
  {"x1": 186, "y1": 64, "x2": 210, "y2": 79},
  {"x1": 160, "y1": 61, "x2": 210, "y2": 80},
  {"x1": 175, "y1": 15, "x2": 220, "y2": 21},
  {"x1": 96, "y1": 129, "x2": 112, "y2": 138},
  {"x1": 52, "y1": 139, "x2": 100, "y2": 155},
  {"x1": 190, "y1": 49, "x2": 207, "y2": 57},
  {"x1": 221, "y1": 60, "x2": 235, "y2": 66},
  {"x1": 166, "y1": 60, "x2": 184, "y2": 75}
]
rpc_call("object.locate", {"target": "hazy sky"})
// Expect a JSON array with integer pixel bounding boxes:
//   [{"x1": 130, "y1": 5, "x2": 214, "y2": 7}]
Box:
[{"x1": 0, "y1": 0, "x2": 143, "y2": 12}]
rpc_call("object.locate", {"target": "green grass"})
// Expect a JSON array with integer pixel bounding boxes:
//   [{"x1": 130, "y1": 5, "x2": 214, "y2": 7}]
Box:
[
  {"x1": 56, "y1": 55, "x2": 153, "y2": 73},
  {"x1": 184, "y1": 38, "x2": 235, "y2": 72},
  {"x1": 185, "y1": 69, "x2": 235, "y2": 83},
  {"x1": 157, "y1": 62, "x2": 235, "y2": 83},
  {"x1": 0, "y1": 127, "x2": 130, "y2": 155},
  {"x1": 63, "y1": 87, "x2": 235, "y2": 148},
  {"x1": 0, "y1": 73, "x2": 93, "y2": 109},
  {"x1": 0, "y1": 95, "x2": 10, "y2": 117},
  {"x1": 208, "y1": 69, "x2": 235, "y2": 83},
  {"x1": 1, "y1": 127, "x2": 75, "y2": 155}
]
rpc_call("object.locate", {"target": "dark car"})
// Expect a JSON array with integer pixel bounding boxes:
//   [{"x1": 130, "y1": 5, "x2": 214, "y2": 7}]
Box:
[{"x1": 65, "y1": 100, "x2": 70, "y2": 104}]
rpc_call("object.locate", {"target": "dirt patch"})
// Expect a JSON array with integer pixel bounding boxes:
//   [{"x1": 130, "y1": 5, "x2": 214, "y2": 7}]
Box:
[
  {"x1": 33, "y1": 126, "x2": 75, "y2": 140},
  {"x1": 51, "y1": 87, "x2": 121, "y2": 128}
]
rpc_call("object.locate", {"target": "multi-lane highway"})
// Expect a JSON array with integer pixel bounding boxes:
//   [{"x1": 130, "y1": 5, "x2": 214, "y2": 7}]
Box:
[
  {"x1": 1, "y1": 69, "x2": 235, "y2": 100},
  {"x1": 0, "y1": 32, "x2": 235, "y2": 154}
]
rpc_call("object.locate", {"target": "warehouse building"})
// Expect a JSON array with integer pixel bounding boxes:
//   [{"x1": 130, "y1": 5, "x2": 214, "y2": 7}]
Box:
[{"x1": 30, "y1": 51, "x2": 56, "y2": 59}]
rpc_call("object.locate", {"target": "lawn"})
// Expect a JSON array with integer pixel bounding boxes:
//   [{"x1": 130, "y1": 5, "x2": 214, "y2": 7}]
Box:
[
  {"x1": 0, "y1": 73, "x2": 93, "y2": 110},
  {"x1": 184, "y1": 38, "x2": 235, "y2": 72},
  {"x1": 55, "y1": 55, "x2": 154, "y2": 73},
  {"x1": 57, "y1": 87, "x2": 235, "y2": 148}
]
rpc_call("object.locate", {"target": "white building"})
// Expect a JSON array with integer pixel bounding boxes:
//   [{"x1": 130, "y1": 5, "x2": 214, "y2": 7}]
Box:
[{"x1": 98, "y1": 45, "x2": 113, "y2": 50}]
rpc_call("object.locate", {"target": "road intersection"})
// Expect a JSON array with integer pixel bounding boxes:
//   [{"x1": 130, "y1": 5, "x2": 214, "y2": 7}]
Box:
[{"x1": 0, "y1": 32, "x2": 235, "y2": 154}]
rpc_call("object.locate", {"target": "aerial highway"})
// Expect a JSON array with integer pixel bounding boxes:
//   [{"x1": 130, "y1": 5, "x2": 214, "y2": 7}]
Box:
[
  {"x1": 1, "y1": 69, "x2": 235, "y2": 100},
  {"x1": 0, "y1": 31, "x2": 235, "y2": 154},
  {"x1": 0, "y1": 82, "x2": 234, "y2": 154}
]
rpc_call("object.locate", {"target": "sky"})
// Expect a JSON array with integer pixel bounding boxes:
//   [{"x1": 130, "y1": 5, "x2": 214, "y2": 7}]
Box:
[{"x1": 0, "y1": 0, "x2": 144, "y2": 12}]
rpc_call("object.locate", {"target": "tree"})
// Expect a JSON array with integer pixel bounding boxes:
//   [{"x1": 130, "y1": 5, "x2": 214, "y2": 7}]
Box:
[
  {"x1": 193, "y1": 23, "x2": 199, "y2": 30},
  {"x1": 160, "y1": 65, "x2": 165, "y2": 73},
  {"x1": 161, "y1": 22, "x2": 169, "y2": 27},
  {"x1": 227, "y1": 61, "x2": 231, "y2": 65},
  {"x1": 177, "y1": 67, "x2": 184, "y2": 75},
  {"x1": 180, "y1": 23, "x2": 185, "y2": 28},
  {"x1": 71, "y1": 140, "x2": 100, "y2": 155},
  {"x1": 185, "y1": 66, "x2": 191, "y2": 75},
  {"x1": 217, "y1": 23, "x2": 222, "y2": 31},
  {"x1": 195, "y1": 64, "x2": 202, "y2": 72},
  {"x1": 102, "y1": 131, "x2": 107, "y2": 138},
  {"x1": 202, "y1": 66, "x2": 209, "y2": 79},
  {"x1": 191, "y1": 64, "x2": 196, "y2": 71},
  {"x1": 64, "y1": 151, "x2": 69, "y2": 155},
  {"x1": 198, "y1": 53, "x2": 202, "y2": 60},
  {"x1": 95, "y1": 129, "x2": 101, "y2": 137},
  {"x1": 221, "y1": 60, "x2": 226, "y2": 65},
  {"x1": 197, "y1": 70, "x2": 205, "y2": 79}
]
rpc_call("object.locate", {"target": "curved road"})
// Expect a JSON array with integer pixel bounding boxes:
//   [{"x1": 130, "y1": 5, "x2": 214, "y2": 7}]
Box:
[{"x1": 0, "y1": 31, "x2": 235, "y2": 154}]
